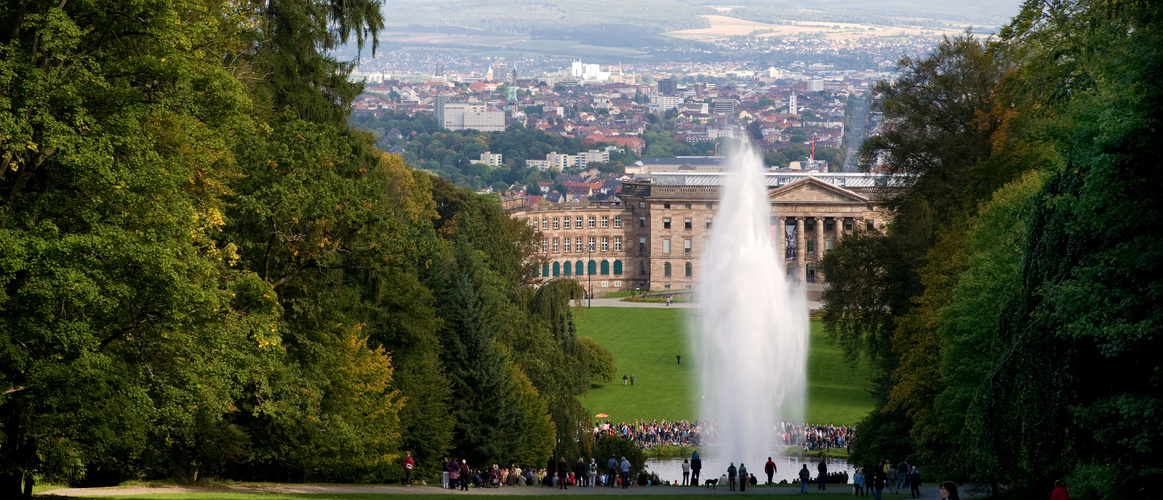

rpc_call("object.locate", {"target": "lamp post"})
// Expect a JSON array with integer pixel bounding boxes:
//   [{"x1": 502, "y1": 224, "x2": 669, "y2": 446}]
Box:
[{"x1": 587, "y1": 243, "x2": 594, "y2": 308}]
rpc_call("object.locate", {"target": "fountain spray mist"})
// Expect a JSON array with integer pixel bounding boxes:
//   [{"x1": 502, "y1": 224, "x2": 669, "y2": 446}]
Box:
[{"x1": 692, "y1": 142, "x2": 808, "y2": 467}]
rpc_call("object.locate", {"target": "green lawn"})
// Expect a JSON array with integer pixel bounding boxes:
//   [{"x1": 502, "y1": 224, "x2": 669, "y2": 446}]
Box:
[{"x1": 575, "y1": 308, "x2": 873, "y2": 425}]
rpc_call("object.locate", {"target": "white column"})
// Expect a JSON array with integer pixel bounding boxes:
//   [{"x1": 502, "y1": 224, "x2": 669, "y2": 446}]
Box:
[{"x1": 795, "y1": 216, "x2": 806, "y2": 282}]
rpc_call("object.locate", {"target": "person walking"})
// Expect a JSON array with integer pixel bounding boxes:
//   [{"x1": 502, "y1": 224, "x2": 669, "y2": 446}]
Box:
[
  {"x1": 739, "y1": 463, "x2": 748, "y2": 492},
  {"x1": 607, "y1": 455, "x2": 619, "y2": 487},
  {"x1": 886, "y1": 463, "x2": 898, "y2": 494},
  {"x1": 871, "y1": 466, "x2": 886, "y2": 500},
  {"x1": 817, "y1": 460, "x2": 828, "y2": 490},
  {"x1": 799, "y1": 464, "x2": 811, "y2": 493},
  {"x1": 896, "y1": 461, "x2": 909, "y2": 492},
  {"x1": 765, "y1": 457, "x2": 776, "y2": 485},
  {"x1": 630, "y1": 374, "x2": 635, "y2": 385},
  {"x1": 620, "y1": 456, "x2": 631, "y2": 489},
  {"x1": 402, "y1": 451, "x2": 415, "y2": 487},
  {"x1": 908, "y1": 467, "x2": 921, "y2": 499},
  {"x1": 690, "y1": 450, "x2": 702, "y2": 486},
  {"x1": 727, "y1": 462, "x2": 738, "y2": 491},
  {"x1": 682, "y1": 458, "x2": 690, "y2": 486}
]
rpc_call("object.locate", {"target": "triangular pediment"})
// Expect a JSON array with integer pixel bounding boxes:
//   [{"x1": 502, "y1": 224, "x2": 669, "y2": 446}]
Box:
[{"x1": 769, "y1": 177, "x2": 869, "y2": 204}]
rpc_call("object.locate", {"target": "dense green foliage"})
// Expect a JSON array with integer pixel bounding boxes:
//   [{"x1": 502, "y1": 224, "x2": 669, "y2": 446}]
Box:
[
  {"x1": 821, "y1": 2, "x2": 1163, "y2": 497},
  {"x1": 0, "y1": 1, "x2": 612, "y2": 497},
  {"x1": 349, "y1": 112, "x2": 639, "y2": 191}
]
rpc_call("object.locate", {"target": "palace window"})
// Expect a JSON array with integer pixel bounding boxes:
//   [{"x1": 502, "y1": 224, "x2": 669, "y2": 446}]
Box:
[
  {"x1": 639, "y1": 217, "x2": 646, "y2": 228},
  {"x1": 600, "y1": 260, "x2": 610, "y2": 275},
  {"x1": 542, "y1": 239, "x2": 547, "y2": 253},
  {"x1": 613, "y1": 260, "x2": 623, "y2": 275},
  {"x1": 844, "y1": 218, "x2": 853, "y2": 231},
  {"x1": 663, "y1": 218, "x2": 671, "y2": 229},
  {"x1": 806, "y1": 240, "x2": 815, "y2": 254},
  {"x1": 663, "y1": 238, "x2": 672, "y2": 254},
  {"x1": 825, "y1": 219, "x2": 834, "y2": 231},
  {"x1": 684, "y1": 218, "x2": 692, "y2": 230},
  {"x1": 805, "y1": 219, "x2": 815, "y2": 231},
  {"x1": 601, "y1": 216, "x2": 609, "y2": 228},
  {"x1": 706, "y1": 217, "x2": 713, "y2": 229},
  {"x1": 564, "y1": 217, "x2": 571, "y2": 229},
  {"x1": 553, "y1": 238, "x2": 559, "y2": 253},
  {"x1": 564, "y1": 238, "x2": 571, "y2": 253},
  {"x1": 576, "y1": 216, "x2": 583, "y2": 228},
  {"x1": 684, "y1": 239, "x2": 692, "y2": 254},
  {"x1": 614, "y1": 236, "x2": 622, "y2": 252},
  {"x1": 685, "y1": 203, "x2": 692, "y2": 209},
  {"x1": 614, "y1": 216, "x2": 622, "y2": 228},
  {"x1": 664, "y1": 203, "x2": 671, "y2": 209},
  {"x1": 639, "y1": 237, "x2": 646, "y2": 253},
  {"x1": 541, "y1": 218, "x2": 548, "y2": 230},
  {"x1": 588, "y1": 216, "x2": 596, "y2": 228},
  {"x1": 588, "y1": 236, "x2": 596, "y2": 251},
  {"x1": 553, "y1": 217, "x2": 559, "y2": 230},
  {"x1": 685, "y1": 262, "x2": 692, "y2": 277},
  {"x1": 601, "y1": 236, "x2": 609, "y2": 252},
  {"x1": 706, "y1": 203, "x2": 713, "y2": 210},
  {"x1": 664, "y1": 262, "x2": 672, "y2": 277},
  {"x1": 576, "y1": 237, "x2": 583, "y2": 252}
]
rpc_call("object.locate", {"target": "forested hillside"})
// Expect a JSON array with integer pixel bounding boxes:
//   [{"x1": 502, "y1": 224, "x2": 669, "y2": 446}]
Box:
[
  {"x1": 822, "y1": 1, "x2": 1162, "y2": 498},
  {"x1": 0, "y1": 1, "x2": 611, "y2": 497}
]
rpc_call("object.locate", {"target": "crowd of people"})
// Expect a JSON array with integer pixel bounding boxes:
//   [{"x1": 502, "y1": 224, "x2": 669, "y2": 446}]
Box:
[
  {"x1": 427, "y1": 455, "x2": 663, "y2": 490},
  {"x1": 590, "y1": 419, "x2": 855, "y2": 452}
]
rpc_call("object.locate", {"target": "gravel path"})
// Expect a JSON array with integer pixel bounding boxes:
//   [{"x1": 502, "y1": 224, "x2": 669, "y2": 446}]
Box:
[{"x1": 41, "y1": 483, "x2": 958, "y2": 497}]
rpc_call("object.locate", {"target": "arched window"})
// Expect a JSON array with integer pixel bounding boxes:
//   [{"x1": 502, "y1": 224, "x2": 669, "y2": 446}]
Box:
[
  {"x1": 600, "y1": 260, "x2": 610, "y2": 275},
  {"x1": 685, "y1": 262, "x2": 692, "y2": 277},
  {"x1": 664, "y1": 262, "x2": 672, "y2": 277},
  {"x1": 613, "y1": 260, "x2": 623, "y2": 275},
  {"x1": 806, "y1": 263, "x2": 816, "y2": 283},
  {"x1": 588, "y1": 260, "x2": 597, "y2": 275},
  {"x1": 575, "y1": 260, "x2": 584, "y2": 276},
  {"x1": 543, "y1": 263, "x2": 550, "y2": 277},
  {"x1": 563, "y1": 261, "x2": 572, "y2": 276},
  {"x1": 553, "y1": 261, "x2": 561, "y2": 277}
]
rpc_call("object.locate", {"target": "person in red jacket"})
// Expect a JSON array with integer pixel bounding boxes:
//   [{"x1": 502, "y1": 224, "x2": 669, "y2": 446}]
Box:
[
  {"x1": 764, "y1": 457, "x2": 776, "y2": 485},
  {"x1": 402, "y1": 451, "x2": 415, "y2": 487},
  {"x1": 1051, "y1": 480, "x2": 1070, "y2": 500}
]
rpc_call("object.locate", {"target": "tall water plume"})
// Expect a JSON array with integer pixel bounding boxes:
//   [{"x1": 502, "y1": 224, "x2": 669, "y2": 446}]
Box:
[{"x1": 692, "y1": 143, "x2": 808, "y2": 467}]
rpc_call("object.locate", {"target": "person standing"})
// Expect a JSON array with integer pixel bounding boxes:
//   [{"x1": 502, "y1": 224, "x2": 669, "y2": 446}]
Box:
[
  {"x1": 402, "y1": 451, "x2": 415, "y2": 487},
  {"x1": 1050, "y1": 480, "x2": 1069, "y2": 500},
  {"x1": 630, "y1": 374, "x2": 635, "y2": 386},
  {"x1": 441, "y1": 456, "x2": 450, "y2": 489},
  {"x1": 939, "y1": 481, "x2": 961, "y2": 500},
  {"x1": 682, "y1": 458, "x2": 690, "y2": 486},
  {"x1": 853, "y1": 468, "x2": 865, "y2": 497},
  {"x1": 608, "y1": 455, "x2": 619, "y2": 487},
  {"x1": 557, "y1": 457, "x2": 569, "y2": 489},
  {"x1": 620, "y1": 456, "x2": 631, "y2": 489},
  {"x1": 739, "y1": 463, "x2": 748, "y2": 492},
  {"x1": 908, "y1": 467, "x2": 921, "y2": 499},
  {"x1": 817, "y1": 460, "x2": 828, "y2": 490},
  {"x1": 588, "y1": 458, "x2": 598, "y2": 487},
  {"x1": 623, "y1": 374, "x2": 628, "y2": 385},
  {"x1": 799, "y1": 464, "x2": 811, "y2": 494},
  {"x1": 459, "y1": 459, "x2": 470, "y2": 491},
  {"x1": 765, "y1": 457, "x2": 776, "y2": 485},
  {"x1": 677, "y1": 354, "x2": 681, "y2": 364},
  {"x1": 575, "y1": 457, "x2": 587, "y2": 487},
  {"x1": 547, "y1": 456, "x2": 557, "y2": 487},
  {"x1": 727, "y1": 462, "x2": 738, "y2": 491},
  {"x1": 887, "y1": 463, "x2": 898, "y2": 494},
  {"x1": 691, "y1": 450, "x2": 702, "y2": 486}
]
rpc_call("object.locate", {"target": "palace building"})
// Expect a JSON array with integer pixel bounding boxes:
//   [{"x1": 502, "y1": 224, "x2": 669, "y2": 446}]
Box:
[{"x1": 510, "y1": 172, "x2": 905, "y2": 296}]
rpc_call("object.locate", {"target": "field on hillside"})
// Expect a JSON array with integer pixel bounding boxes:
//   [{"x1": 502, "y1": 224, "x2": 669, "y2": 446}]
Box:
[
  {"x1": 575, "y1": 307, "x2": 873, "y2": 425},
  {"x1": 666, "y1": 14, "x2": 963, "y2": 41}
]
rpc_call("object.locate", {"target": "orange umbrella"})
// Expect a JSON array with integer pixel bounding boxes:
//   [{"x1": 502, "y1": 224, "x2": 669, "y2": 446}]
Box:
[{"x1": 595, "y1": 413, "x2": 609, "y2": 418}]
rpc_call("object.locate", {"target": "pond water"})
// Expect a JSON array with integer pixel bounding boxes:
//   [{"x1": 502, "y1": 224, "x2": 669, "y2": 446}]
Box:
[{"x1": 644, "y1": 455, "x2": 852, "y2": 486}]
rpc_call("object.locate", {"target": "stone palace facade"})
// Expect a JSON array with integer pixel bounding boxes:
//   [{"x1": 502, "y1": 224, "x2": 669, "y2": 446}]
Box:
[{"x1": 510, "y1": 172, "x2": 904, "y2": 296}]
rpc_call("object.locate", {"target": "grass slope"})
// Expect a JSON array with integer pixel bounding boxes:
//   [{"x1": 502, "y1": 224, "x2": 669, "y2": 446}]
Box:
[{"x1": 575, "y1": 307, "x2": 872, "y2": 425}]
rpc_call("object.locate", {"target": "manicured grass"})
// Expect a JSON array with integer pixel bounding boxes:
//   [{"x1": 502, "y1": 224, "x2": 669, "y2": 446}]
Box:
[{"x1": 575, "y1": 308, "x2": 873, "y2": 425}]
